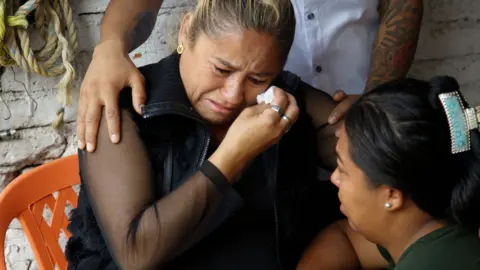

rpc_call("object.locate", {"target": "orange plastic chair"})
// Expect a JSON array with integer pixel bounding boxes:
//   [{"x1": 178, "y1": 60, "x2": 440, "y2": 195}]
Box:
[{"x1": 0, "y1": 155, "x2": 80, "y2": 270}]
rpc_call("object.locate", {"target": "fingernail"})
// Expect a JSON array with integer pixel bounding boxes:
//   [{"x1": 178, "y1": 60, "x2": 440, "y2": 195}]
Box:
[
  {"x1": 328, "y1": 116, "x2": 336, "y2": 124},
  {"x1": 335, "y1": 129, "x2": 341, "y2": 137},
  {"x1": 78, "y1": 140, "x2": 85, "y2": 149},
  {"x1": 138, "y1": 104, "x2": 145, "y2": 114},
  {"x1": 87, "y1": 143, "x2": 94, "y2": 152},
  {"x1": 111, "y1": 134, "x2": 119, "y2": 143}
]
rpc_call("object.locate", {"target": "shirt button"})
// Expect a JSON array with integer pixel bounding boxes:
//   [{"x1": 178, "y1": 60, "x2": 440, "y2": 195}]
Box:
[
  {"x1": 316, "y1": 66, "x2": 322, "y2": 73},
  {"x1": 307, "y1": 13, "x2": 315, "y2": 20}
]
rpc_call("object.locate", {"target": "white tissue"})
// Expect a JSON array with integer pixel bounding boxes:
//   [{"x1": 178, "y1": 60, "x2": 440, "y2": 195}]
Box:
[{"x1": 256, "y1": 86, "x2": 275, "y2": 104}]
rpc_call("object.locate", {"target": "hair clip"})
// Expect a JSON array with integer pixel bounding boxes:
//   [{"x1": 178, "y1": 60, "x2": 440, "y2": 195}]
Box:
[
  {"x1": 465, "y1": 107, "x2": 478, "y2": 130},
  {"x1": 438, "y1": 92, "x2": 479, "y2": 154}
]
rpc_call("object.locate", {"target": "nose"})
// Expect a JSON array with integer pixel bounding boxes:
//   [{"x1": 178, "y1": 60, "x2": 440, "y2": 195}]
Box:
[
  {"x1": 222, "y1": 76, "x2": 244, "y2": 106},
  {"x1": 330, "y1": 169, "x2": 340, "y2": 187}
]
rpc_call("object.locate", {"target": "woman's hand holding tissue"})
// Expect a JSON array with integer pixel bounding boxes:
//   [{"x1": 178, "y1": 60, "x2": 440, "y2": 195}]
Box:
[{"x1": 210, "y1": 86, "x2": 299, "y2": 180}]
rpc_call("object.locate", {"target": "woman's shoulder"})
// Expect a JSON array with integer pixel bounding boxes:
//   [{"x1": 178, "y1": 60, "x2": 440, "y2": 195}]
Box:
[
  {"x1": 120, "y1": 53, "x2": 193, "y2": 118},
  {"x1": 274, "y1": 71, "x2": 335, "y2": 126},
  {"x1": 137, "y1": 53, "x2": 180, "y2": 77},
  {"x1": 397, "y1": 225, "x2": 480, "y2": 269}
]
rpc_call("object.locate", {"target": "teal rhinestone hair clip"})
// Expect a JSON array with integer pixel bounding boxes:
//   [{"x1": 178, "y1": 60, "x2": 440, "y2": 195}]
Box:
[{"x1": 439, "y1": 92, "x2": 479, "y2": 154}]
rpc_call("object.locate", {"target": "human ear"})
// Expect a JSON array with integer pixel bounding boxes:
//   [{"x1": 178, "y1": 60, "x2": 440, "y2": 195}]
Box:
[{"x1": 384, "y1": 187, "x2": 404, "y2": 211}]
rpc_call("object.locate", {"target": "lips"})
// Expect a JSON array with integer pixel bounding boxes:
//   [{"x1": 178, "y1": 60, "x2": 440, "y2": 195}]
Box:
[
  {"x1": 208, "y1": 100, "x2": 235, "y2": 114},
  {"x1": 338, "y1": 195, "x2": 346, "y2": 215},
  {"x1": 340, "y1": 204, "x2": 346, "y2": 215}
]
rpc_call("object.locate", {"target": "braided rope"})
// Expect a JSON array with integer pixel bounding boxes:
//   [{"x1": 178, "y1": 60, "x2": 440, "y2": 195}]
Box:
[{"x1": 0, "y1": 0, "x2": 78, "y2": 129}]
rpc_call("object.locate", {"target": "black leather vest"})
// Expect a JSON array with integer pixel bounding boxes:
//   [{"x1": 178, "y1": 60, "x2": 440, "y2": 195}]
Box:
[{"x1": 67, "y1": 54, "x2": 338, "y2": 270}]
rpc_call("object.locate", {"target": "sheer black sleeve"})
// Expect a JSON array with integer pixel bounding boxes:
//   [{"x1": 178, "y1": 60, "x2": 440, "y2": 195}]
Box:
[
  {"x1": 297, "y1": 82, "x2": 339, "y2": 171},
  {"x1": 80, "y1": 109, "x2": 241, "y2": 269}
]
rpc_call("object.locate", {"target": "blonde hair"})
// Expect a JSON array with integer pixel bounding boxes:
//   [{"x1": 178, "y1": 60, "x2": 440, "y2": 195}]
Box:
[{"x1": 184, "y1": 0, "x2": 295, "y2": 63}]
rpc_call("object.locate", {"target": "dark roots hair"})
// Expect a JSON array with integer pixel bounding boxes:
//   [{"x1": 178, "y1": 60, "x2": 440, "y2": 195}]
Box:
[{"x1": 345, "y1": 76, "x2": 480, "y2": 231}]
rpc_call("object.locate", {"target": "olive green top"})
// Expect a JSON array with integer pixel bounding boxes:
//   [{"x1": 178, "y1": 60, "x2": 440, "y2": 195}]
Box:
[{"x1": 378, "y1": 224, "x2": 480, "y2": 270}]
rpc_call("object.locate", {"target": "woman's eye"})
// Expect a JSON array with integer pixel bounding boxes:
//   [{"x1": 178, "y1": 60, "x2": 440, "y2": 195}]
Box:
[
  {"x1": 250, "y1": 78, "x2": 267, "y2": 85},
  {"x1": 214, "y1": 66, "x2": 230, "y2": 74}
]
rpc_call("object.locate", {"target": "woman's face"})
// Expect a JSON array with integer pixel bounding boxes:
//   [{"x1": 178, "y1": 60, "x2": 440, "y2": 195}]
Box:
[
  {"x1": 331, "y1": 127, "x2": 393, "y2": 239},
  {"x1": 178, "y1": 18, "x2": 283, "y2": 125}
]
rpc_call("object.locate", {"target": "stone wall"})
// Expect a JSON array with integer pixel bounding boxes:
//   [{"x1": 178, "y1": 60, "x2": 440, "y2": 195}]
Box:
[{"x1": 1, "y1": 0, "x2": 479, "y2": 269}]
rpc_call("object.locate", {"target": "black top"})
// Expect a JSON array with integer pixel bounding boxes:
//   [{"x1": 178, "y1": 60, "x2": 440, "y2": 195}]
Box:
[
  {"x1": 66, "y1": 53, "x2": 342, "y2": 270},
  {"x1": 165, "y1": 157, "x2": 279, "y2": 269},
  {"x1": 378, "y1": 225, "x2": 480, "y2": 270}
]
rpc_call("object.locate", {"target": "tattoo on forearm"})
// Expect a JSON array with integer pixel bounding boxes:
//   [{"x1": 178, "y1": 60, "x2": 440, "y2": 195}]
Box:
[
  {"x1": 366, "y1": 0, "x2": 423, "y2": 91},
  {"x1": 128, "y1": 11, "x2": 158, "y2": 52}
]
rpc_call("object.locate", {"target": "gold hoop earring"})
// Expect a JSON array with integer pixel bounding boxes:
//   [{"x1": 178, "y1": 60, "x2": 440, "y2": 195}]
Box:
[{"x1": 177, "y1": 44, "x2": 184, "y2": 55}]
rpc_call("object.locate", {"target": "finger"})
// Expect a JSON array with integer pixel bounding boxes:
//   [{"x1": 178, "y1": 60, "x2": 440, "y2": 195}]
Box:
[
  {"x1": 247, "y1": 103, "x2": 272, "y2": 115},
  {"x1": 333, "y1": 90, "x2": 347, "y2": 102},
  {"x1": 76, "y1": 92, "x2": 88, "y2": 149},
  {"x1": 279, "y1": 93, "x2": 299, "y2": 131},
  {"x1": 335, "y1": 122, "x2": 345, "y2": 138},
  {"x1": 328, "y1": 99, "x2": 351, "y2": 125},
  {"x1": 103, "y1": 94, "x2": 121, "y2": 143},
  {"x1": 85, "y1": 104, "x2": 102, "y2": 152},
  {"x1": 270, "y1": 87, "x2": 289, "y2": 116},
  {"x1": 130, "y1": 73, "x2": 146, "y2": 114},
  {"x1": 260, "y1": 93, "x2": 293, "y2": 132}
]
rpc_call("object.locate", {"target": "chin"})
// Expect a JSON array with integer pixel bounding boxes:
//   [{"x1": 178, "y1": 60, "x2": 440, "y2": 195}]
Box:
[
  {"x1": 201, "y1": 110, "x2": 238, "y2": 125},
  {"x1": 202, "y1": 113, "x2": 233, "y2": 126},
  {"x1": 208, "y1": 118, "x2": 231, "y2": 126},
  {"x1": 347, "y1": 218, "x2": 360, "y2": 232}
]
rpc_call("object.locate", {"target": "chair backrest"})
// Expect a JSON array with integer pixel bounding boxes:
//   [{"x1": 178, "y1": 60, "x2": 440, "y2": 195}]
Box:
[{"x1": 0, "y1": 155, "x2": 80, "y2": 270}]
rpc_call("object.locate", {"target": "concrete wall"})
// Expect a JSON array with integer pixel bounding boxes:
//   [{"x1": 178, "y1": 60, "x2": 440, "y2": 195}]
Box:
[{"x1": 1, "y1": 0, "x2": 479, "y2": 269}]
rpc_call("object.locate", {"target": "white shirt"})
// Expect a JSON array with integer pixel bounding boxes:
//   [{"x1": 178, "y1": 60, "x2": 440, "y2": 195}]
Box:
[{"x1": 284, "y1": 0, "x2": 380, "y2": 95}]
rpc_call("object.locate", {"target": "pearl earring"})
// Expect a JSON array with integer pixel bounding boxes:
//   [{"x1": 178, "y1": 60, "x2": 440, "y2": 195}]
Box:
[{"x1": 385, "y1": 202, "x2": 392, "y2": 209}]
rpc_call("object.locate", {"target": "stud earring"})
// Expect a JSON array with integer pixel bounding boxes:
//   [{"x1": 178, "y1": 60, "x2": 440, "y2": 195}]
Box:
[
  {"x1": 385, "y1": 202, "x2": 392, "y2": 209},
  {"x1": 177, "y1": 44, "x2": 184, "y2": 55}
]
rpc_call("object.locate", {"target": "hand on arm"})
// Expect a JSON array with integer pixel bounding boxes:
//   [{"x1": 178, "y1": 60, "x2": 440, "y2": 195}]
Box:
[
  {"x1": 77, "y1": 0, "x2": 164, "y2": 152},
  {"x1": 365, "y1": 0, "x2": 423, "y2": 91},
  {"x1": 328, "y1": 0, "x2": 423, "y2": 125},
  {"x1": 327, "y1": 91, "x2": 360, "y2": 126},
  {"x1": 300, "y1": 83, "x2": 339, "y2": 170}
]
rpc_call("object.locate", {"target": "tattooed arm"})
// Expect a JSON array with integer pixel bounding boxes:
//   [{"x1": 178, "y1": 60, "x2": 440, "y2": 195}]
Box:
[
  {"x1": 101, "y1": 0, "x2": 163, "y2": 52},
  {"x1": 365, "y1": 0, "x2": 423, "y2": 92},
  {"x1": 327, "y1": 0, "x2": 422, "y2": 124}
]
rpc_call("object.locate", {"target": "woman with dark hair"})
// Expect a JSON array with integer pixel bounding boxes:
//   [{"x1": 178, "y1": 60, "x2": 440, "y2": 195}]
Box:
[{"x1": 298, "y1": 76, "x2": 480, "y2": 270}]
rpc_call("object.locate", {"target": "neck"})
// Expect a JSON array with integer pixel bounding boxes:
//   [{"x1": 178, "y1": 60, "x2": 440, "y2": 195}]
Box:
[{"x1": 382, "y1": 216, "x2": 447, "y2": 263}]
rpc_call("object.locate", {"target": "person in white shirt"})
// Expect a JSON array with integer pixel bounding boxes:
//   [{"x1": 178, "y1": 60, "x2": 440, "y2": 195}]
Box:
[{"x1": 76, "y1": 0, "x2": 423, "y2": 151}]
